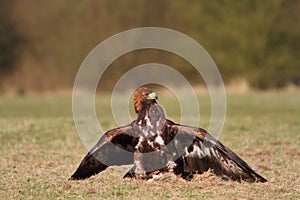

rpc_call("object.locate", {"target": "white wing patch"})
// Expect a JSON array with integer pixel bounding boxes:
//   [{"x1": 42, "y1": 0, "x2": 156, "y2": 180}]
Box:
[
  {"x1": 135, "y1": 136, "x2": 144, "y2": 149},
  {"x1": 147, "y1": 140, "x2": 154, "y2": 148},
  {"x1": 154, "y1": 135, "x2": 165, "y2": 146}
]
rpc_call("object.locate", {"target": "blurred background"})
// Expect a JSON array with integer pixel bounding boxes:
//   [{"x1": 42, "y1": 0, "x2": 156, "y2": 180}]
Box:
[{"x1": 1, "y1": 0, "x2": 300, "y2": 95}]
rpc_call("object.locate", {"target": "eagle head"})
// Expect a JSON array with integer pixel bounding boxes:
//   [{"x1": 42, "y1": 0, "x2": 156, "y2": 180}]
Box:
[{"x1": 133, "y1": 87, "x2": 158, "y2": 113}]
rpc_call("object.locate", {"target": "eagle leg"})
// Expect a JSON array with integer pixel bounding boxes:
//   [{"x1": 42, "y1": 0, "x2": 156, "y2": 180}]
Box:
[
  {"x1": 133, "y1": 150, "x2": 147, "y2": 179},
  {"x1": 166, "y1": 151, "x2": 177, "y2": 172}
]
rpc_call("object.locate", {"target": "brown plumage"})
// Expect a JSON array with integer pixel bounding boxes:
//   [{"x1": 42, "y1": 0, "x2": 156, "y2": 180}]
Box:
[
  {"x1": 70, "y1": 87, "x2": 267, "y2": 182},
  {"x1": 133, "y1": 87, "x2": 146, "y2": 112}
]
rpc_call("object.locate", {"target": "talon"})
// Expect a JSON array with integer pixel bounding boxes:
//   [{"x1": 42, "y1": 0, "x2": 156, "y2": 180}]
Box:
[
  {"x1": 147, "y1": 170, "x2": 161, "y2": 179},
  {"x1": 135, "y1": 173, "x2": 147, "y2": 180},
  {"x1": 166, "y1": 161, "x2": 177, "y2": 172}
]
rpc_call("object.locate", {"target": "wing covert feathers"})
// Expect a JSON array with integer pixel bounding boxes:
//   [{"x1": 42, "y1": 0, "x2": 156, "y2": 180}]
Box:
[{"x1": 70, "y1": 124, "x2": 137, "y2": 180}]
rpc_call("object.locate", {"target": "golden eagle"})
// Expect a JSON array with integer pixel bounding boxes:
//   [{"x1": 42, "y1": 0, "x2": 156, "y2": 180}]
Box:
[{"x1": 70, "y1": 87, "x2": 267, "y2": 182}]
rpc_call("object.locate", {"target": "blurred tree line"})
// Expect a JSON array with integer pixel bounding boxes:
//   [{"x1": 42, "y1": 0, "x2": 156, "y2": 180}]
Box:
[{"x1": 0, "y1": 0, "x2": 299, "y2": 93}]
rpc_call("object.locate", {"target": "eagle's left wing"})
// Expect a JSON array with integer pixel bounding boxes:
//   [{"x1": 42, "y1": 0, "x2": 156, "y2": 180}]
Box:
[
  {"x1": 70, "y1": 123, "x2": 138, "y2": 180},
  {"x1": 169, "y1": 123, "x2": 267, "y2": 182}
]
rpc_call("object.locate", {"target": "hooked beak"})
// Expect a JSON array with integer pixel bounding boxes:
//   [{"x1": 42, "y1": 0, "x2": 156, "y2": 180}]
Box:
[{"x1": 147, "y1": 92, "x2": 158, "y2": 100}]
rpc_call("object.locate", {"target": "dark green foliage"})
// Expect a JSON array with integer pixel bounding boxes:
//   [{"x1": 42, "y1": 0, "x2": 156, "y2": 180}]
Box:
[
  {"x1": 0, "y1": 0, "x2": 299, "y2": 91},
  {"x1": 0, "y1": 1, "x2": 25, "y2": 73}
]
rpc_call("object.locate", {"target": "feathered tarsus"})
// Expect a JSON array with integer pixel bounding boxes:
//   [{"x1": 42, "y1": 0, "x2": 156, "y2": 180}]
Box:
[{"x1": 70, "y1": 87, "x2": 267, "y2": 182}]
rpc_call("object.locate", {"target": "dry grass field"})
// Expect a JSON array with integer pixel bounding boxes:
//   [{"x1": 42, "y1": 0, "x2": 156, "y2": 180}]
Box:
[{"x1": 0, "y1": 90, "x2": 299, "y2": 199}]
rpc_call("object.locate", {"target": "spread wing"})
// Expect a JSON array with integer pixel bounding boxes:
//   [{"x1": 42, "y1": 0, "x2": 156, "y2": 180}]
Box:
[
  {"x1": 70, "y1": 123, "x2": 138, "y2": 180},
  {"x1": 170, "y1": 123, "x2": 267, "y2": 182}
]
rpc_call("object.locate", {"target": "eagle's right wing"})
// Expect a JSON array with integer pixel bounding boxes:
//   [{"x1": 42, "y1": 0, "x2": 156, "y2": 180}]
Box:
[{"x1": 70, "y1": 123, "x2": 138, "y2": 180}]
